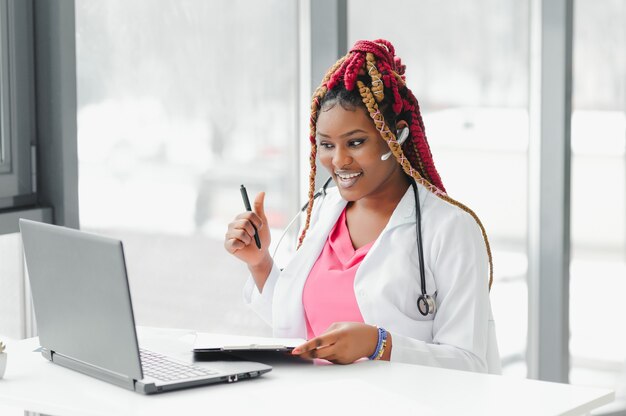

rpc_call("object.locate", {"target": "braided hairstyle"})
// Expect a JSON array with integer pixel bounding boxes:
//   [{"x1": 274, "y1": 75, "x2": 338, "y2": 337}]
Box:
[{"x1": 300, "y1": 39, "x2": 494, "y2": 289}]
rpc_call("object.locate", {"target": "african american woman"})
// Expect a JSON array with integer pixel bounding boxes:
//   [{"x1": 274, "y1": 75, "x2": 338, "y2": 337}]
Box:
[{"x1": 224, "y1": 39, "x2": 500, "y2": 373}]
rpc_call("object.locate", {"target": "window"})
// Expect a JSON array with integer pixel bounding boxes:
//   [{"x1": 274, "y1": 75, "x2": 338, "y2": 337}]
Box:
[
  {"x1": 0, "y1": 0, "x2": 72, "y2": 339},
  {"x1": 569, "y1": 0, "x2": 626, "y2": 394},
  {"x1": 348, "y1": 0, "x2": 531, "y2": 375},
  {"x1": 75, "y1": 0, "x2": 299, "y2": 335}
]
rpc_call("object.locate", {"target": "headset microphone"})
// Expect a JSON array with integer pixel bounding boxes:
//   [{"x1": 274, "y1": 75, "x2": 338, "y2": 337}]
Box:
[{"x1": 381, "y1": 127, "x2": 409, "y2": 160}]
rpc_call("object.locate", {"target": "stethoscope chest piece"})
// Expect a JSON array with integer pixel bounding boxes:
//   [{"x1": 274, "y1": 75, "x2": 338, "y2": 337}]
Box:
[{"x1": 417, "y1": 294, "x2": 436, "y2": 316}]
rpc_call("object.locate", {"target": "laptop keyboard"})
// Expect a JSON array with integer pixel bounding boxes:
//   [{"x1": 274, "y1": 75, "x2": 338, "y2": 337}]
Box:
[{"x1": 140, "y1": 348, "x2": 219, "y2": 382}]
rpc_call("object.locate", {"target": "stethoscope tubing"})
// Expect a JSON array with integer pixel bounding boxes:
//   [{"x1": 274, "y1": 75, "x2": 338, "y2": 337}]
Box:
[
  {"x1": 411, "y1": 179, "x2": 427, "y2": 296},
  {"x1": 271, "y1": 176, "x2": 434, "y2": 316}
]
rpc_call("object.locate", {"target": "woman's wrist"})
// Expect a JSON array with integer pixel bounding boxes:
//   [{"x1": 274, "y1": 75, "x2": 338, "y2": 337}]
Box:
[
  {"x1": 367, "y1": 326, "x2": 392, "y2": 361},
  {"x1": 368, "y1": 326, "x2": 389, "y2": 360},
  {"x1": 248, "y1": 254, "x2": 273, "y2": 292}
]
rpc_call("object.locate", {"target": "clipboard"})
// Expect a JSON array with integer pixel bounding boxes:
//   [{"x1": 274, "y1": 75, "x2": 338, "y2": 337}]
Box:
[{"x1": 192, "y1": 332, "x2": 306, "y2": 354}]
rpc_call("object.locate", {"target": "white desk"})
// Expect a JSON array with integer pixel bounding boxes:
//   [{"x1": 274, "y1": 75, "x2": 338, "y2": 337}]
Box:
[{"x1": 0, "y1": 327, "x2": 614, "y2": 416}]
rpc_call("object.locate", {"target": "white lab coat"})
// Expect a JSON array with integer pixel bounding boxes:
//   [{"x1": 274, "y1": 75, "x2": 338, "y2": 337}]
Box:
[{"x1": 243, "y1": 183, "x2": 501, "y2": 374}]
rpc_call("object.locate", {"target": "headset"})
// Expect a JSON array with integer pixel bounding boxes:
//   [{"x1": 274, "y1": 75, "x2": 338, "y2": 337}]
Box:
[{"x1": 272, "y1": 127, "x2": 436, "y2": 317}]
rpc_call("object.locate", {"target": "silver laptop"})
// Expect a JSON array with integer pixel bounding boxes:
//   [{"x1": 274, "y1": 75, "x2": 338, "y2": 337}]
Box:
[{"x1": 19, "y1": 219, "x2": 271, "y2": 394}]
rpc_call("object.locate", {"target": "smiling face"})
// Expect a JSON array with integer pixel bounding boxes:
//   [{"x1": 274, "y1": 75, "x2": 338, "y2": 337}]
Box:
[{"x1": 316, "y1": 102, "x2": 409, "y2": 204}]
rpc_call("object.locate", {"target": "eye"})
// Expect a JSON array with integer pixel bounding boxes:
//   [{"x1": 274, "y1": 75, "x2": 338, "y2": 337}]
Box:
[
  {"x1": 348, "y1": 138, "x2": 366, "y2": 147},
  {"x1": 319, "y1": 142, "x2": 334, "y2": 150}
]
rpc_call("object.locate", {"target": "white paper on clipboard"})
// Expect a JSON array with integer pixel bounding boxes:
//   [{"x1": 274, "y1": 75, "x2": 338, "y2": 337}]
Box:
[{"x1": 193, "y1": 332, "x2": 306, "y2": 353}]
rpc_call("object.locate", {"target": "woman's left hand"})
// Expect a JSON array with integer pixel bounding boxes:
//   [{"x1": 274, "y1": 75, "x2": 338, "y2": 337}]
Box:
[{"x1": 291, "y1": 322, "x2": 379, "y2": 364}]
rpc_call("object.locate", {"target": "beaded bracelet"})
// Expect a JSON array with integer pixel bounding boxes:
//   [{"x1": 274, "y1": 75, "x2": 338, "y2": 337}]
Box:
[
  {"x1": 376, "y1": 328, "x2": 388, "y2": 360},
  {"x1": 376, "y1": 338, "x2": 387, "y2": 360},
  {"x1": 368, "y1": 327, "x2": 388, "y2": 360}
]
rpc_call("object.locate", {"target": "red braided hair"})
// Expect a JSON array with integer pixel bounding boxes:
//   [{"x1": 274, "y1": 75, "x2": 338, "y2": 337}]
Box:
[{"x1": 300, "y1": 39, "x2": 494, "y2": 289}]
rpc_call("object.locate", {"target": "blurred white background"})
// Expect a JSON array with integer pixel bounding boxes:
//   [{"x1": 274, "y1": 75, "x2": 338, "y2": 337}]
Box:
[
  {"x1": 1, "y1": 0, "x2": 618, "y2": 402},
  {"x1": 75, "y1": 0, "x2": 300, "y2": 337},
  {"x1": 347, "y1": 0, "x2": 626, "y2": 398}
]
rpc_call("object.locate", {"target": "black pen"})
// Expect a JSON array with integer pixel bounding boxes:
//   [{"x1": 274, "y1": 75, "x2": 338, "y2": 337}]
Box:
[{"x1": 240, "y1": 185, "x2": 262, "y2": 249}]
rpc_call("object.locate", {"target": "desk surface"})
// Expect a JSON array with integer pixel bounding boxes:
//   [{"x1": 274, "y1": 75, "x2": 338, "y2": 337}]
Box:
[{"x1": 0, "y1": 327, "x2": 614, "y2": 416}]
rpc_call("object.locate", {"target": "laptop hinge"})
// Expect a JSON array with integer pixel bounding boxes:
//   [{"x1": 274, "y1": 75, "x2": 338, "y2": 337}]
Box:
[{"x1": 46, "y1": 349, "x2": 136, "y2": 391}]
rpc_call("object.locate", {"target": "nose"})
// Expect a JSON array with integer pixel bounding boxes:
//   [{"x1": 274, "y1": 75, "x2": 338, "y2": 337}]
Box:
[{"x1": 332, "y1": 146, "x2": 353, "y2": 169}]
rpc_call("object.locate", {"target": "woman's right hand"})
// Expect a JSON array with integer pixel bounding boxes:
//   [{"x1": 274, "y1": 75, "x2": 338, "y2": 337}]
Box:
[{"x1": 224, "y1": 191, "x2": 272, "y2": 269}]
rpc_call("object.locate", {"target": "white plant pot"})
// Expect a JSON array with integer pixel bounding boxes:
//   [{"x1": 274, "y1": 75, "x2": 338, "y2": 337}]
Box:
[{"x1": 0, "y1": 353, "x2": 6, "y2": 379}]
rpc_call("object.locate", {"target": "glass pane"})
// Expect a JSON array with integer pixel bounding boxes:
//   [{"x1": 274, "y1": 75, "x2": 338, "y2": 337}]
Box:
[
  {"x1": 348, "y1": 0, "x2": 530, "y2": 376},
  {"x1": 76, "y1": 0, "x2": 298, "y2": 335},
  {"x1": 570, "y1": 0, "x2": 626, "y2": 397}
]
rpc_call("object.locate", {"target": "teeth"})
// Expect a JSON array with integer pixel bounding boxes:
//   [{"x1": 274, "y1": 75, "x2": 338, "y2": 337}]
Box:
[{"x1": 337, "y1": 172, "x2": 361, "y2": 179}]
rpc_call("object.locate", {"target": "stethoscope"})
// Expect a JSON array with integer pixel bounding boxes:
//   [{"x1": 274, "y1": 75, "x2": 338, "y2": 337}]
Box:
[{"x1": 272, "y1": 175, "x2": 436, "y2": 317}]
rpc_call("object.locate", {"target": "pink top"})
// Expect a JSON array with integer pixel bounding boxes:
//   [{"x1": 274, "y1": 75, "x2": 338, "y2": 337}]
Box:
[{"x1": 302, "y1": 209, "x2": 374, "y2": 339}]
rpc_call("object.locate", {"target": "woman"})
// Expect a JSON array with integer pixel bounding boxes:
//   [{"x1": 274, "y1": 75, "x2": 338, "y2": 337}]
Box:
[{"x1": 224, "y1": 39, "x2": 500, "y2": 373}]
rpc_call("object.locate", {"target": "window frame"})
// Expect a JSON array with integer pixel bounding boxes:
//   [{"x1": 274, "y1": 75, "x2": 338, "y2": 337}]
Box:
[
  {"x1": 3, "y1": 0, "x2": 580, "y2": 385},
  {"x1": 0, "y1": 0, "x2": 11, "y2": 175},
  {"x1": 0, "y1": 0, "x2": 77, "y2": 235}
]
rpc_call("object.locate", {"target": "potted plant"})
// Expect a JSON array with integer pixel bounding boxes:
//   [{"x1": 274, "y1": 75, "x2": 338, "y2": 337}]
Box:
[{"x1": 0, "y1": 341, "x2": 6, "y2": 379}]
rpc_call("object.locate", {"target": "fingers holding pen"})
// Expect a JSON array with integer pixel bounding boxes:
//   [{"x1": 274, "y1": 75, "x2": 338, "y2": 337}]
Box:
[
  {"x1": 235, "y1": 211, "x2": 263, "y2": 231},
  {"x1": 224, "y1": 215, "x2": 262, "y2": 253},
  {"x1": 233, "y1": 218, "x2": 260, "y2": 240},
  {"x1": 224, "y1": 189, "x2": 271, "y2": 265},
  {"x1": 224, "y1": 228, "x2": 252, "y2": 249}
]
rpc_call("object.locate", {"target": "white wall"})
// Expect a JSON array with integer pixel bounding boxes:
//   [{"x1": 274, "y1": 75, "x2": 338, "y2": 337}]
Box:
[{"x1": 0, "y1": 233, "x2": 24, "y2": 340}]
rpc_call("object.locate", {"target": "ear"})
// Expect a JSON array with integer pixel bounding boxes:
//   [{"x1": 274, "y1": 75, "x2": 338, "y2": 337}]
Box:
[
  {"x1": 395, "y1": 120, "x2": 409, "y2": 131},
  {"x1": 395, "y1": 120, "x2": 410, "y2": 146}
]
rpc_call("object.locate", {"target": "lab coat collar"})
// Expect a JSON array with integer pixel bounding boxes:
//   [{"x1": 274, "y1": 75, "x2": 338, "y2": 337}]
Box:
[
  {"x1": 324, "y1": 181, "x2": 428, "y2": 235},
  {"x1": 273, "y1": 181, "x2": 429, "y2": 337},
  {"x1": 382, "y1": 183, "x2": 423, "y2": 231}
]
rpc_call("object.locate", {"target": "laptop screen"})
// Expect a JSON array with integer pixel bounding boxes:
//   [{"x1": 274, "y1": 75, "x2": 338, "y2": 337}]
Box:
[{"x1": 20, "y1": 219, "x2": 143, "y2": 381}]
